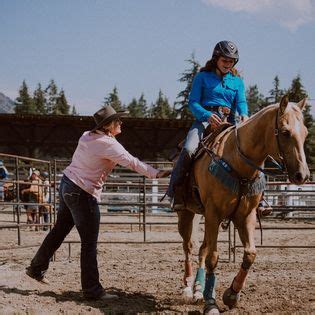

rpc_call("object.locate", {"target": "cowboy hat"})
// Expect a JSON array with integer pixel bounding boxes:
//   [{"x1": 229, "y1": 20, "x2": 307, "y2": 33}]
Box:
[
  {"x1": 32, "y1": 169, "x2": 41, "y2": 176},
  {"x1": 91, "y1": 105, "x2": 128, "y2": 132}
]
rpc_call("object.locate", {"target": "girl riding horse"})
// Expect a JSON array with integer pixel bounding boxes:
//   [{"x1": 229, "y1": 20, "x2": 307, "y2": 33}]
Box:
[{"x1": 167, "y1": 40, "x2": 248, "y2": 209}]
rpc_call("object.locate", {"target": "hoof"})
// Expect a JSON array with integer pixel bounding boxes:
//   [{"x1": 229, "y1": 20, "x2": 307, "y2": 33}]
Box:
[
  {"x1": 204, "y1": 307, "x2": 220, "y2": 315},
  {"x1": 222, "y1": 287, "x2": 240, "y2": 309},
  {"x1": 182, "y1": 286, "x2": 193, "y2": 301},
  {"x1": 204, "y1": 299, "x2": 219, "y2": 314},
  {"x1": 193, "y1": 290, "x2": 204, "y2": 304}
]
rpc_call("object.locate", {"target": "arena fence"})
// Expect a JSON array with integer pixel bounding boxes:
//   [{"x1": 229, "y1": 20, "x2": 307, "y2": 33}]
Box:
[{"x1": 0, "y1": 153, "x2": 314, "y2": 263}]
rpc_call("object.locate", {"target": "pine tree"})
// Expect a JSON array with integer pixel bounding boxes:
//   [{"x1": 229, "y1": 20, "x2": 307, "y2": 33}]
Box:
[
  {"x1": 150, "y1": 90, "x2": 172, "y2": 119},
  {"x1": 45, "y1": 79, "x2": 58, "y2": 114},
  {"x1": 127, "y1": 98, "x2": 139, "y2": 117},
  {"x1": 137, "y1": 93, "x2": 148, "y2": 117},
  {"x1": 71, "y1": 105, "x2": 78, "y2": 115},
  {"x1": 288, "y1": 75, "x2": 308, "y2": 101},
  {"x1": 269, "y1": 75, "x2": 285, "y2": 103},
  {"x1": 54, "y1": 90, "x2": 70, "y2": 115},
  {"x1": 308, "y1": 120, "x2": 315, "y2": 167},
  {"x1": 288, "y1": 75, "x2": 314, "y2": 166},
  {"x1": 15, "y1": 80, "x2": 35, "y2": 114},
  {"x1": 174, "y1": 54, "x2": 200, "y2": 119},
  {"x1": 246, "y1": 85, "x2": 265, "y2": 115},
  {"x1": 33, "y1": 83, "x2": 46, "y2": 114},
  {"x1": 103, "y1": 86, "x2": 123, "y2": 111},
  {"x1": 127, "y1": 93, "x2": 148, "y2": 117}
]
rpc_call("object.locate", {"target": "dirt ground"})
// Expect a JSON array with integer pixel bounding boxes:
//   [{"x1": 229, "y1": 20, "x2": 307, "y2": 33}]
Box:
[{"x1": 0, "y1": 209, "x2": 314, "y2": 314}]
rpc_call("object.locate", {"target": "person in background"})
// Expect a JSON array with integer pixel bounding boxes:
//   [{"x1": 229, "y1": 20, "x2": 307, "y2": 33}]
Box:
[
  {"x1": 22, "y1": 169, "x2": 43, "y2": 230},
  {"x1": 0, "y1": 160, "x2": 9, "y2": 202},
  {"x1": 26, "y1": 105, "x2": 170, "y2": 300},
  {"x1": 38, "y1": 171, "x2": 50, "y2": 231}
]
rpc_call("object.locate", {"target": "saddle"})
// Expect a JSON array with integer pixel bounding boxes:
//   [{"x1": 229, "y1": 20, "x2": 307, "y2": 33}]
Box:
[
  {"x1": 194, "y1": 123, "x2": 234, "y2": 160},
  {"x1": 181, "y1": 123, "x2": 234, "y2": 214}
]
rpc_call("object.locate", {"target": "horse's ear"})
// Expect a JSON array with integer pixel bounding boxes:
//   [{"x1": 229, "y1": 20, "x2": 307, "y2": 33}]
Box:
[
  {"x1": 279, "y1": 95, "x2": 289, "y2": 115},
  {"x1": 296, "y1": 98, "x2": 307, "y2": 111}
]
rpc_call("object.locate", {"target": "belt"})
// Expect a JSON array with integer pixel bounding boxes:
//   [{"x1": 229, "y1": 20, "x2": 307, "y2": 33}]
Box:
[{"x1": 202, "y1": 105, "x2": 234, "y2": 115}]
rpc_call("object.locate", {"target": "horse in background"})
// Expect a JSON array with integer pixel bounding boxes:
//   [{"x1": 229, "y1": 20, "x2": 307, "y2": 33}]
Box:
[{"x1": 177, "y1": 96, "x2": 309, "y2": 313}]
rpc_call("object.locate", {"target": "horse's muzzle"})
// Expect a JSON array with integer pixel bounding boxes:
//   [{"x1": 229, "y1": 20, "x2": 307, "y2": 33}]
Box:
[{"x1": 291, "y1": 170, "x2": 310, "y2": 185}]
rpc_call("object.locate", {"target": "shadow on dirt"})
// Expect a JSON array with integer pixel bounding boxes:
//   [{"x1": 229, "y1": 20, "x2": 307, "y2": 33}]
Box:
[{"x1": 0, "y1": 285, "x2": 176, "y2": 314}]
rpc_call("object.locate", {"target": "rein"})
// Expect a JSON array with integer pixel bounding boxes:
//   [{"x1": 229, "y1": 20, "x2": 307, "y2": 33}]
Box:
[{"x1": 234, "y1": 107, "x2": 287, "y2": 177}]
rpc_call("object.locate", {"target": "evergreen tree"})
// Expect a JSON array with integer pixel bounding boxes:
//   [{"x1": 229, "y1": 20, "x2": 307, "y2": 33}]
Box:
[
  {"x1": 54, "y1": 90, "x2": 70, "y2": 115},
  {"x1": 103, "y1": 86, "x2": 123, "y2": 111},
  {"x1": 15, "y1": 80, "x2": 35, "y2": 114},
  {"x1": 269, "y1": 75, "x2": 284, "y2": 103},
  {"x1": 150, "y1": 90, "x2": 172, "y2": 119},
  {"x1": 127, "y1": 93, "x2": 148, "y2": 117},
  {"x1": 33, "y1": 83, "x2": 46, "y2": 114},
  {"x1": 308, "y1": 119, "x2": 315, "y2": 167},
  {"x1": 137, "y1": 93, "x2": 148, "y2": 117},
  {"x1": 174, "y1": 54, "x2": 200, "y2": 119},
  {"x1": 45, "y1": 79, "x2": 58, "y2": 114},
  {"x1": 71, "y1": 105, "x2": 78, "y2": 115},
  {"x1": 246, "y1": 85, "x2": 265, "y2": 115},
  {"x1": 288, "y1": 75, "x2": 314, "y2": 166},
  {"x1": 288, "y1": 75, "x2": 308, "y2": 101},
  {"x1": 127, "y1": 98, "x2": 139, "y2": 117}
]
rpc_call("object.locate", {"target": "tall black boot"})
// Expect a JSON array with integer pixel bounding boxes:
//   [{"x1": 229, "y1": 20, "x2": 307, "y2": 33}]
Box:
[{"x1": 167, "y1": 149, "x2": 192, "y2": 210}]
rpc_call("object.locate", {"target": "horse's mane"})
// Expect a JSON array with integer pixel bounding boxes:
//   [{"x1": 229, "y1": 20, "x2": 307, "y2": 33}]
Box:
[
  {"x1": 242, "y1": 101, "x2": 303, "y2": 127},
  {"x1": 242, "y1": 104, "x2": 277, "y2": 126}
]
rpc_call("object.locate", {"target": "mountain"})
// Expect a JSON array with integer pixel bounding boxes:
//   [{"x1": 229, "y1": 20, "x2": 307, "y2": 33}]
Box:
[{"x1": 0, "y1": 92, "x2": 15, "y2": 113}]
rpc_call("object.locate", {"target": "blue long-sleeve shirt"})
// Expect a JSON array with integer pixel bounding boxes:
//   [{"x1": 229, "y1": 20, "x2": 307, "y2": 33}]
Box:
[{"x1": 188, "y1": 71, "x2": 248, "y2": 122}]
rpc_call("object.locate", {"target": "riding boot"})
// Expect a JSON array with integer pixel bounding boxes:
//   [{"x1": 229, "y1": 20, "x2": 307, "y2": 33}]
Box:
[
  {"x1": 173, "y1": 186, "x2": 186, "y2": 211},
  {"x1": 167, "y1": 149, "x2": 192, "y2": 210}
]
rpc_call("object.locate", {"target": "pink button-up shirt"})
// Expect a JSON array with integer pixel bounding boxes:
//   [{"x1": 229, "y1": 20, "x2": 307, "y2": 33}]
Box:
[{"x1": 63, "y1": 131, "x2": 159, "y2": 201}]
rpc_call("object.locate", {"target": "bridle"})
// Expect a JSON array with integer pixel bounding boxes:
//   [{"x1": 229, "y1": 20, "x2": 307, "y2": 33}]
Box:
[{"x1": 235, "y1": 107, "x2": 288, "y2": 177}]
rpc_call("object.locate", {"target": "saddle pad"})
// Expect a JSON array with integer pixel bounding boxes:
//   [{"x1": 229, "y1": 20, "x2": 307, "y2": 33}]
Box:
[{"x1": 208, "y1": 158, "x2": 266, "y2": 196}]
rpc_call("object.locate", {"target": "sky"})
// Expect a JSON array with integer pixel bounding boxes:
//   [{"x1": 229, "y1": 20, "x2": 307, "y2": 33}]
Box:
[{"x1": 1, "y1": 0, "x2": 315, "y2": 116}]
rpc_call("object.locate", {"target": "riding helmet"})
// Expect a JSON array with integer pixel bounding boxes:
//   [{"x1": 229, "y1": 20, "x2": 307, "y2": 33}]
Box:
[{"x1": 212, "y1": 41, "x2": 239, "y2": 64}]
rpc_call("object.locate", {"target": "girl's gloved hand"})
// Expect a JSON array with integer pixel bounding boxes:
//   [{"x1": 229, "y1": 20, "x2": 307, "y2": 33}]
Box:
[
  {"x1": 207, "y1": 112, "x2": 223, "y2": 128},
  {"x1": 239, "y1": 115, "x2": 249, "y2": 123}
]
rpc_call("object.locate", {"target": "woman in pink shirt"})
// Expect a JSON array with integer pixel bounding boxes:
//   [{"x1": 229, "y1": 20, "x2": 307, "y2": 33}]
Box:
[{"x1": 26, "y1": 105, "x2": 169, "y2": 300}]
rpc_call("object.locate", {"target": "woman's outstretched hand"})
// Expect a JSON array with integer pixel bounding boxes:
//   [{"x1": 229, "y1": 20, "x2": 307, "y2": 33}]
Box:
[{"x1": 156, "y1": 169, "x2": 172, "y2": 178}]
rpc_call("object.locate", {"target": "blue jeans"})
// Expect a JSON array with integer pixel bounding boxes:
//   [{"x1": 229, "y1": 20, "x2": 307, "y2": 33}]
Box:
[
  {"x1": 29, "y1": 175, "x2": 104, "y2": 298},
  {"x1": 167, "y1": 121, "x2": 209, "y2": 198},
  {"x1": 183, "y1": 121, "x2": 209, "y2": 155},
  {"x1": 0, "y1": 182, "x2": 4, "y2": 201}
]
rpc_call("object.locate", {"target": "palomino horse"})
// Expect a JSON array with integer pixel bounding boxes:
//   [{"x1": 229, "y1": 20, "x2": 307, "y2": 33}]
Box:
[{"x1": 178, "y1": 96, "x2": 310, "y2": 313}]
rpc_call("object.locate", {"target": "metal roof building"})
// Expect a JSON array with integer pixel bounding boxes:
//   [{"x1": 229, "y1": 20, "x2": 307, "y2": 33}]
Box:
[{"x1": 0, "y1": 114, "x2": 192, "y2": 161}]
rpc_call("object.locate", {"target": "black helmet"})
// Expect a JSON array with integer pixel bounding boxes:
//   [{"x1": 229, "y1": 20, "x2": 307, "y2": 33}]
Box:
[{"x1": 212, "y1": 41, "x2": 239, "y2": 64}]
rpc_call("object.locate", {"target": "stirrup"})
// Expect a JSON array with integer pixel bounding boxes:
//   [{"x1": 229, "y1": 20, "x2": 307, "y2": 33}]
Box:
[
  {"x1": 257, "y1": 206, "x2": 273, "y2": 217},
  {"x1": 172, "y1": 202, "x2": 186, "y2": 211}
]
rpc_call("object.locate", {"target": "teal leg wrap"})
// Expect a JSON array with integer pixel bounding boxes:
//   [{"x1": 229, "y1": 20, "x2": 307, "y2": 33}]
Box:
[
  {"x1": 195, "y1": 268, "x2": 206, "y2": 292},
  {"x1": 203, "y1": 272, "x2": 216, "y2": 301}
]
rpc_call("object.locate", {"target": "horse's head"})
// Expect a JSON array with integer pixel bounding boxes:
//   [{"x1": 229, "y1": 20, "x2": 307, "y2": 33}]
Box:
[{"x1": 275, "y1": 96, "x2": 310, "y2": 185}]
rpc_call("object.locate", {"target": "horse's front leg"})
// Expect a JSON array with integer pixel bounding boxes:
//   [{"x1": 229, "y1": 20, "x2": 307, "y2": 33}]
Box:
[
  {"x1": 194, "y1": 213, "x2": 220, "y2": 314},
  {"x1": 177, "y1": 209, "x2": 196, "y2": 300},
  {"x1": 223, "y1": 209, "x2": 257, "y2": 309}
]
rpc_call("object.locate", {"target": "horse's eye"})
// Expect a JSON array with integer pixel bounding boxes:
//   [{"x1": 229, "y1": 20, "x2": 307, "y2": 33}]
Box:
[{"x1": 281, "y1": 130, "x2": 291, "y2": 137}]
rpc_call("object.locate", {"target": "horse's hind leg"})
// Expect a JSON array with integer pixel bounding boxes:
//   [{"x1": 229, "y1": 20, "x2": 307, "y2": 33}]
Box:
[
  {"x1": 223, "y1": 209, "x2": 257, "y2": 309},
  {"x1": 177, "y1": 209, "x2": 195, "y2": 300}
]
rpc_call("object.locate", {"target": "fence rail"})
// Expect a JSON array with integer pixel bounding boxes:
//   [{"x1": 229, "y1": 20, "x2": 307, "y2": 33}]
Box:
[{"x1": 0, "y1": 152, "x2": 314, "y2": 262}]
